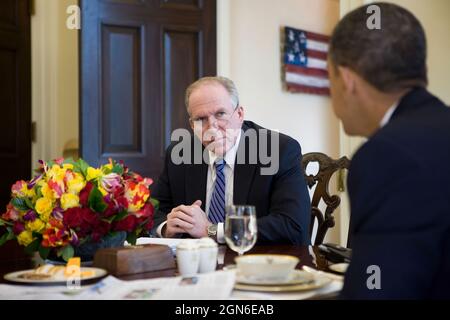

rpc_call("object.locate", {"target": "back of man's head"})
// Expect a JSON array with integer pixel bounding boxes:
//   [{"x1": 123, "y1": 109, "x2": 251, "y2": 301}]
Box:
[{"x1": 329, "y1": 2, "x2": 428, "y2": 93}]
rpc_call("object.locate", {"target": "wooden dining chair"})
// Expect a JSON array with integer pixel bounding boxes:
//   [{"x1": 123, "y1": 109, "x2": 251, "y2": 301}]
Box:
[{"x1": 301, "y1": 152, "x2": 351, "y2": 245}]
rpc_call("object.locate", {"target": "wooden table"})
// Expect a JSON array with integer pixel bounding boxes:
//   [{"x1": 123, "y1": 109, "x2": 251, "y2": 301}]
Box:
[
  {"x1": 116, "y1": 245, "x2": 333, "y2": 281},
  {"x1": 0, "y1": 245, "x2": 336, "y2": 283}
]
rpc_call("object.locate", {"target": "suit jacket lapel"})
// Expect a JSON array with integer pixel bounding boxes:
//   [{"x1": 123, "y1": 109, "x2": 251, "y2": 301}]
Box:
[
  {"x1": 185, "y1": 137, "x2": 208, "y2": 211},
  {"x1": 233, "y1": 124, "x2": 257, "y2": 205},
  {"x1": 185, "y1": 162, "x2": 208, "y2": 211}
]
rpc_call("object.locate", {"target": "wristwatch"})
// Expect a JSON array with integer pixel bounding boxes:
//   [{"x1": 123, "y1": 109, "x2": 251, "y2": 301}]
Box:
[{"x1": 207, "y1": 224, "x2": 218, "y2": 239}]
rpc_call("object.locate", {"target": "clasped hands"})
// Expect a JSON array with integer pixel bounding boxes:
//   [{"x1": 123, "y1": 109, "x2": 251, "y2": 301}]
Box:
[{"x1": 163, "y1": 200, "x2": 211, "y2": 238}]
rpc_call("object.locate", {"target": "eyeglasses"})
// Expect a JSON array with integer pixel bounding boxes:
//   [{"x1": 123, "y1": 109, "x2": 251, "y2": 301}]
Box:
[{"x1": 190, "y1": 107, "x2": 238, "y2": 127}]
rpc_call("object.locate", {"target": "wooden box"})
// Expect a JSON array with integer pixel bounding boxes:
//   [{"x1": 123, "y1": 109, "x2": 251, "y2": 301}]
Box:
[{"x1": 93, "y1": 244, "x2": 175, "y2": 276}]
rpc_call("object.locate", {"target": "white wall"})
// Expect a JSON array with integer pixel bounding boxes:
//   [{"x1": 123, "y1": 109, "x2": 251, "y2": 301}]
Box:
[
  {"x1": 218, "y1": 0, "x2": 342, "y2": 243},
  {"x1": 219, "y1": 0, "x2": 340, "y2": 155},
  {"x1": 32, "y1": 0, "x2": 79, "y2": 170},
  {"x1": 383, "y1": 0, "x2": 450, "y2": 105}
]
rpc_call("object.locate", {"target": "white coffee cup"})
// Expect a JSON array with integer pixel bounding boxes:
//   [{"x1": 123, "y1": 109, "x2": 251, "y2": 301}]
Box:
[
  {"x1": 198, "y1": 237, "x2": 218, "y2": 273},
  {"x1": 176, "y1": 240, "x2": 200, "y2": 277}
]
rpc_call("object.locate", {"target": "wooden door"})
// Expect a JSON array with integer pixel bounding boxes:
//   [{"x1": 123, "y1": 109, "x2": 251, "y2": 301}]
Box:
[
  {"x1": 0, "y1": 0, "x2": 31, "y2": 265},
  {"x1": 80, "y1": 0, "x2": 217, "y2": 180}
]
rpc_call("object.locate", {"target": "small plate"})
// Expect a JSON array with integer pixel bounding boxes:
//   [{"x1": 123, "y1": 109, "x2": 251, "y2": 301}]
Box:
[
  {"x1": 328, "y1": 263, "x2": 349, "y2": 274},
  {"x1": 4, "y1": 267, "x2": 108, "y2": 286},
  {"x1": 236, "y1": 269, "x2": 314, "y2": 286},
  {"x1": 234, "y1": 273, "x2": 331, "y2": 292}
]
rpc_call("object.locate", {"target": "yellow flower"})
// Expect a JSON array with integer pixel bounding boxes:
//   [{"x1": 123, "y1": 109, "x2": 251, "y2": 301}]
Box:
[
  {"x1": 63, "y1": 163, "x2": 74, "y2": 170},
  {"x1": 17, "y1": 231, "x2": 33, "y2": 246},
  {"x1": 103, "y1": 163, "x2": 113, "y2": 171},
  {"x1": 40, "y1": 212, "x2": 51, "y2": 223},
  {"x1": 47, "y1": 165, "x2": 66, "y2": 182},
  {"x1": 40, "y1": 182, "x2": 55, "y2": 200},
  {"x1": 20, "y1": 184, "x2": 36, "y2": 198},
  {"x1": 26, "y1": 219, "x2": 46, "y2": 233},
  {"x1": 87, "y1": 167, "x2": 102, "y2": 181},
  {"x1": 61, "y1": 193, "x2": 80, "y2": 210},
  {"x1": 67, "y1": 173, "x2": 86, "y2": 194},
  {"x1": 128, "y1": 201, "x2": 144, "y2": 212},
  {"x1": 98, "y1": 186, "x2": 108, "y2": 197},
  {"x1": 35, "y1": 197, "x2": 53, "y2": 216}
]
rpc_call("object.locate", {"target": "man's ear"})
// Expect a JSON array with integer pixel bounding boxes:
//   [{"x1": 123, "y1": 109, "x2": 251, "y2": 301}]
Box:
[
  {"x1": 338, "y1": 66, "x2": 356, "y2": 94},
  {"x1": 236, "y1": 106, "x2": 245, "y2": 122}
]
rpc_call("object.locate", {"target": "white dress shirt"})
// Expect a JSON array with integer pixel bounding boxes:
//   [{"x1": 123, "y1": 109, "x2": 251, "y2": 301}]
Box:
[
  {"x1": 157, "y1": 131, "x2": 242, "y2": 243},
  {"x1": 380, "y1": 101, "x2": 399, "y2": 128}
]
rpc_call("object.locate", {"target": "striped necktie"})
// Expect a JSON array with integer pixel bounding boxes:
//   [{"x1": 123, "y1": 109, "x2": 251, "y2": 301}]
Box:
[{"x1": 209, "y1": 160, "x2": 226, "y2": 224}]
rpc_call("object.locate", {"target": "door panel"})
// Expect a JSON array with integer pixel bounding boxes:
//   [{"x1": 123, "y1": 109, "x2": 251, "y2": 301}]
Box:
[
  {"x1": 0, "y1": 0, "x2": 31, "y2": 264},
  {"x1": 163, "y1": 27, "x2": 199, "y2": 148},
  {"x1": 0, "y1": 0, "x2": 31, "y2": 208},
  {"x1": 80, "y1": 0, "x2": 216, "y2": 180}
]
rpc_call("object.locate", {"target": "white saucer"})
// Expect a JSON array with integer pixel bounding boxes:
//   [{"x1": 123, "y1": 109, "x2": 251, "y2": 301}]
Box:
[
  {"x1": 236, "y1": 269, "x2": 314, "y2": 286},
  {"x1": 328, "y1": 263, "x2": 349, "y2": 274}
]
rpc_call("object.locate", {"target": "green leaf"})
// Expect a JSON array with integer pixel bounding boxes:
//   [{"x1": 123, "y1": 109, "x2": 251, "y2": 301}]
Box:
[
  {"x1": 24, "y1": 198, "x2": 34, "y2": 210},
  {"x1": 63, "y1": 158, "x2": 77, "y2": 165},
  {"x1": 126, "y1": 232, "x2": 137, "y2": 245},
  {"x1": 60, "y1": 245, "x2": 74, "y2": 262},
  {"x1": 113, "y1": 210, "x2": 128, "y2": 222},
  {"x1": 11, "y1": 198, "x2": 30, "y2": 211},
  {"x1": 38, "y1": 245, "x2": 50, "y2": 260},
  {"x1": 6, "y1": 232, "x2": 15, "y2": 241},
  {"x1": 0, "y1": 233, "x2": 11, "y2": 246},
  {"x1": 1, "y1": 220, "x2": 13, "y2": 227},
  {"x1": 102, "y1": 167, "x2": 112, "y2": 175},
  {"x1": 150, "y1": 198, "x2": 160, "y2": 210},
  {"x1": 24, "y1": 238, "x2": 40, "y2": 255},
  {"x1": 77, "y1": 158, "x2": 90, "y2": 177},
  {"x1": 111, "y1": 164, "x2": 124, "y2": 176},
  {"x1": 88, "y1": 186, "x2": 108, "y2": 213},
  {"x1": 35, "y1": 185, "x2": 43, "y2": 198}
]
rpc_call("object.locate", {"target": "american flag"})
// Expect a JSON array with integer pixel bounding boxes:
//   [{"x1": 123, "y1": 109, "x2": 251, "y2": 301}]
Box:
[{"x1": 283, "y1": 26, "x2": 330, "y2": 96}]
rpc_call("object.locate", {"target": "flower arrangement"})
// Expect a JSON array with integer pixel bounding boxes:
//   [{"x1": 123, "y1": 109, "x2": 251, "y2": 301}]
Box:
[{"x1": 0, "y1": 158, "x2": 157, "y2": 261}]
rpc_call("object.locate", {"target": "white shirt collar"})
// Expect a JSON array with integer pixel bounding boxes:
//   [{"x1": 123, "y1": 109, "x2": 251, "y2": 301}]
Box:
[
  {"x1": 208, "y1": 130, "x2": 242, "y2": 170},
  {"x1": 380, "y1": 101, "x2": 399, "y2": 128}
]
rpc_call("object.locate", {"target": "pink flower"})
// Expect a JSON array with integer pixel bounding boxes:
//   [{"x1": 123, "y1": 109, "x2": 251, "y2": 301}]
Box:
[
  {"x1": 101, "y1": 173, "x2": 122, "y2": 193},
  {"x1": 11, "y1": 181, "x2": 27, "y2": 197},
  {"x1": 2, "y1": 204, "x2": 20, "y2": 221}
]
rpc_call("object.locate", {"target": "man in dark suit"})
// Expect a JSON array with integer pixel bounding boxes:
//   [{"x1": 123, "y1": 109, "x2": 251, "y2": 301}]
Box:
[
  {"x1": 151, "y1": 76, "x2": 311, "y2": 245},
  {"x1": 328, "y1": 3, "x2": 450, "y2": 298}
]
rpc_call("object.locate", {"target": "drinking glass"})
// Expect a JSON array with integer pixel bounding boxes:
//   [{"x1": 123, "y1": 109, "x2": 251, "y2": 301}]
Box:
[{"x1": 224, "y1": 205, "x2": 257, "y2": 256}]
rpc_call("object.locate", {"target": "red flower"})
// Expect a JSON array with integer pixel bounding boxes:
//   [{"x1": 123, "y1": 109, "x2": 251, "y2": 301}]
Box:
[
  {"x1": 79, "y1": 182, "x2": 94, "y2": 206},
  {"x1": 81, "y1": 208, "x2": 99, "y2": 226},
  {"x1": 63, "y1": 207, "x2": 84, "y2": 228},
  {"x1": 13, "y1": 222, "x2": 25, "y2": 235},
  {"x1": 41, "y1": 219, "x2": 71, "y2": 248},
  {"x1": 91, "y1": 220, "x2": 111, "y2": 242},
  {"x1": 136, "y1": 203, "x2": 154, "y2": 219},
  {"x1": 114, "y1": 215, "x2": 137, "y2": 232},
  {"x1": 144, "y1": 219, "x2": 154, "y2": 231},
  {"x1": 103, "y1": 200, "x2": 117, "y2": 218}
]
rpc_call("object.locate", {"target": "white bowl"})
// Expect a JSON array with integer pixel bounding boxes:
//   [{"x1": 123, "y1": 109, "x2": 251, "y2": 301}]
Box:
[{"x1": 235, "y1": 254, "x2": 299, "y2": 282}]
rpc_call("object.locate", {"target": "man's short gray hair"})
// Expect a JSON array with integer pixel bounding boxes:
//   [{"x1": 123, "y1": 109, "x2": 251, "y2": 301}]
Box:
[{"x1": 185, "y1": 76, "x2": 240, "y2": 111}]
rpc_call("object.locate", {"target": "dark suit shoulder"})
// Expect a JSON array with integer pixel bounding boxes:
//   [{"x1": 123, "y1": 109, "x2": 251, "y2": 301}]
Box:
[{"x1": 242, "y1": 120, "x2": 302, "y2": 153}]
